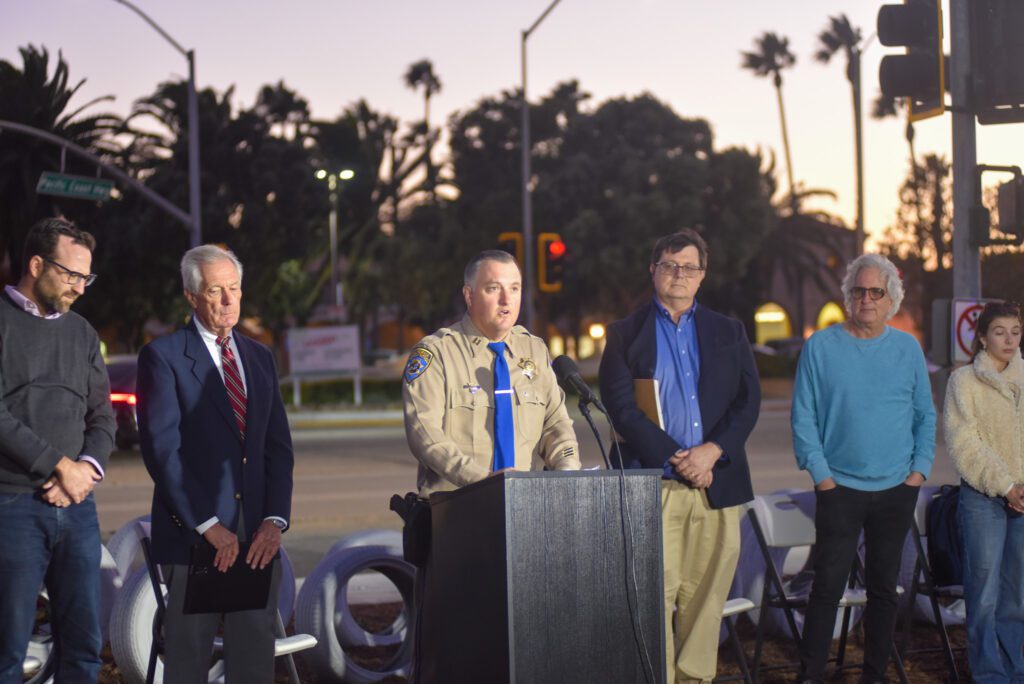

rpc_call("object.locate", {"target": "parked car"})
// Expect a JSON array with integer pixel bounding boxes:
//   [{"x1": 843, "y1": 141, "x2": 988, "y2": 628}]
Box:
[{"x1": 106, "y1": 354, "x2": 138, "y2": 450}]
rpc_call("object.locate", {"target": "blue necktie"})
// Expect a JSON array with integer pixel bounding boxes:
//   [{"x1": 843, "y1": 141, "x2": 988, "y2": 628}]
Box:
[{"x1": 488, "y1": 342, "x2": 515, "y2": 471}]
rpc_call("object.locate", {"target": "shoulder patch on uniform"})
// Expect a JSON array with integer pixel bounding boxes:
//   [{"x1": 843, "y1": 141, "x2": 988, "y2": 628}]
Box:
[{"x1": 404, "y1": 347, "x2": 433, "y2": 383}]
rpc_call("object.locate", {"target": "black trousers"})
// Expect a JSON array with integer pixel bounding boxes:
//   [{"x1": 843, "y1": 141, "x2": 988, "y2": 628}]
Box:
[{"x1": 797, "y1": 483, "x2": 918, "y2": 683}]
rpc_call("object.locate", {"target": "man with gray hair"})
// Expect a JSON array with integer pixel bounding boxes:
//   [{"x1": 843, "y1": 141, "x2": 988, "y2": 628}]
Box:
[
  {"x1": 791, "y1": 253, "x2": 936, "y2": 683},
  {"x1": 137, "y1": 244, "x2": 294, "y2": 683}
]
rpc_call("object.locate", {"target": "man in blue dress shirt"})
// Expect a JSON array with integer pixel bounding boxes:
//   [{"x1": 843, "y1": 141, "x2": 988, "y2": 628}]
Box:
[{"x1": 599, "y1": 229, "x2": 761, "y2": 683}]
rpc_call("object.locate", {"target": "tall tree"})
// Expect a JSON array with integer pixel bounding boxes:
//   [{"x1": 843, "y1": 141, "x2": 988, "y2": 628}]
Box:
[
  {"x1": 742, "y1": 32, "x2": 798, "y2": 213},
  {"x1": 878, "y1": 153, "x2": 953, "y2": 344},
  {"x1": 0, "y1": 45, "x2": 120, "y2": 278},
  {"x1": 815, "y1": 13, "x2": 865, "y2": 253},
  {"x1": 448, "y1": 83, "x2": 776, "y2": 336},
  {"x1": 403, "y1": 59, "x2": 442, "y2": 194},
  {"x1": 83, "y1": 79, "x2": 328, "y2": 348}
]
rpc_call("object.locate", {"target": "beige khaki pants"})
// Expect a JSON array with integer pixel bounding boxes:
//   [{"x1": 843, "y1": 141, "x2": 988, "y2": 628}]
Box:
[{"x1": 661, "y1": 480, "x2": 741, "y2": 683}]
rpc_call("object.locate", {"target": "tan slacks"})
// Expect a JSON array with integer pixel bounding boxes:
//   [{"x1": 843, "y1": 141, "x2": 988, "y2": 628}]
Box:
[{"x1": 661, "y1": 479, "x2": 741, "y2": 684}]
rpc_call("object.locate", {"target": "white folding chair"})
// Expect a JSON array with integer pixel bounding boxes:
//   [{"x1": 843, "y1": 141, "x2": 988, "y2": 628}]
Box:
[{"x1": 746, "y1": 493, "x2": 908, "y2": 683}]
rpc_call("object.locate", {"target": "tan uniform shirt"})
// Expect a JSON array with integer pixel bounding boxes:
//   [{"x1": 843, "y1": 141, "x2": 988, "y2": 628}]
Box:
[{"x1": 402, "y1": 316, "x2": 581, "y2": 498}]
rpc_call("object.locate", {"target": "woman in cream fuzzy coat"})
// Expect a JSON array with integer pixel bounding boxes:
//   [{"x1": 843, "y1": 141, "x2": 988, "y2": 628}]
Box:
[{"x1": 943, "y1": 301, "x2": 1024, "y2": 684}]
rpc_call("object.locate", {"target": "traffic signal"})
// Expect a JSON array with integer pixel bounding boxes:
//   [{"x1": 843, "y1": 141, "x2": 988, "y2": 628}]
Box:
[
  {"x1": 497, "y1": 231, "x2": 523, "y2": 264},
  {"x1": 538, "y1": 232, "x2": 566, "y2": 293},
  {"x1": 877, "y1": 0, "x2": 945, "y2": 122},
  {"x1": 972, "y1": 164, "x2": 1024, "y2": 247},
  {"x1": 970, "y1": 0, "x2": 1024, "y2": 124}
]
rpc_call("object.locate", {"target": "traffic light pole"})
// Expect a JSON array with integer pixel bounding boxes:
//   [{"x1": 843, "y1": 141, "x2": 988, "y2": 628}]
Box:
[
  {"x1": 950, "y1": 0, "x2": 982, "y2": 299},
  {"x1": 520, "y1": 0, "x2": 563, "y2": 333}
]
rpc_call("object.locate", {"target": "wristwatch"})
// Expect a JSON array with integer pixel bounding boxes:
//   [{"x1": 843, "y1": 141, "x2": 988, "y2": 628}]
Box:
[{"x1": 269, "y1": 519, "x2": 287, "y2": 531}]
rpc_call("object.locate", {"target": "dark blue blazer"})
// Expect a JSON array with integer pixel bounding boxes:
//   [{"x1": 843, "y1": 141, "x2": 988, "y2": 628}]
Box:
[
  {"x1": 137, "y1": 321, "x2": 294, "y2": 564},
  {"x1": 598, "y1": 302, "x2": 760, "y2": 509}
]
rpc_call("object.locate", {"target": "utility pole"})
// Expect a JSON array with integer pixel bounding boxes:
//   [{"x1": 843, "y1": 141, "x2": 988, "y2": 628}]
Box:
[
  {"x1": 113, "y1": 0, "x2": 202, "y2": 246},
  {"x1": 520, "y1": 0, "x2": 563, "y2": 332},
  {"x1": 950, "y1": 0, "x2": 981, "y2": 298}
]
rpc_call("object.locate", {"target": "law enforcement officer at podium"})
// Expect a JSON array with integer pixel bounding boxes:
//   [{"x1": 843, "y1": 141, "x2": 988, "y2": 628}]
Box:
[
  {"x1": 401, "y1": 249, "x2": 580, "y2": 682},
  {"x1": 402, "y1": 249, "x2": 581, "y2": 496}
]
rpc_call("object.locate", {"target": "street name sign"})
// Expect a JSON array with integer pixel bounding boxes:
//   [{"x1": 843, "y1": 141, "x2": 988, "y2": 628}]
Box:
[{"x1": 36, "y1": 171, "x2": 114, "y2": 201}]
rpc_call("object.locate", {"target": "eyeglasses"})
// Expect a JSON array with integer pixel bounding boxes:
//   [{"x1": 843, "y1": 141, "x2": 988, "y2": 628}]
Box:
[
  {"x1": 42, "y1": 257, "x2": 97, "y2": 287},
  {"x1": 851, "y1": 286, "x2": 886, "y2": 301},
  {"x1": 654, "y1": 261, "x2": 705, "y2": 278}
]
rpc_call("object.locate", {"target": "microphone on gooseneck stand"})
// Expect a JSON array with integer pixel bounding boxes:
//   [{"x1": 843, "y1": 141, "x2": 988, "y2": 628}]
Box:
[
  {"x1": 551, "y1": 355, "x2": 606, "y2": 414},
  {"x1": 551, "y1": 355, "x2": 610, "y2": 469}
]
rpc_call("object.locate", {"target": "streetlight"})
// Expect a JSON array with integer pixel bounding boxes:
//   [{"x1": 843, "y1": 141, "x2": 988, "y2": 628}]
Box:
[
  {"x1": 521, "y1": 0, "x2": 564, "y2": 332},
  {"x1": 112, "y1": 0, "x2": 202, "y2": 247},
  {"x1": 315, "y1": 168, "x2": 355, "y2": 311}
]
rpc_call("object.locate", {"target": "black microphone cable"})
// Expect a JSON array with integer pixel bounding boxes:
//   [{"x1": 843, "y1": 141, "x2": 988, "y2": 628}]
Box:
[{"x1": 554, "y1": 356, "x2": 656, "y2": 684}]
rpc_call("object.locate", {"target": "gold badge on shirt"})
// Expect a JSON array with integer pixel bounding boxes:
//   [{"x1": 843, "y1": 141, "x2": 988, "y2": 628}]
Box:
[{"x1": 518, "y1": 358, "x2": 536, "y2": 379}]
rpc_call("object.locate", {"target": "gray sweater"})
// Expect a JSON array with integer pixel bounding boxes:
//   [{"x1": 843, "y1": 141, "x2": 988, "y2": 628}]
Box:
[{"x1": 0, "y1": 292, "x2": 115, "y2": 492}]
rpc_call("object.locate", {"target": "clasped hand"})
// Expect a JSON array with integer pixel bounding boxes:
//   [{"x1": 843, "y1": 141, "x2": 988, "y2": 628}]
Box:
[
  {"x1": 203, "y1": 521, "x2": 281, "y2": 573},
  {"x1": 669, "y1": 442, "x2": 722, "y2": 489},
  {"x1": 1007, "y1": 484, "x2": 1024, "y2": 513},
  {"x1": 42, "y1": 457, "x2": 100, "y2": 507}
]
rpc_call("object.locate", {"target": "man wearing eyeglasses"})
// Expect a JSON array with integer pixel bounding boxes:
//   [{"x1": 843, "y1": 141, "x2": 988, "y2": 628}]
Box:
[
  {"x1": 791, "y1": 253, "x2": 935, "y2": 684},
  {"x1": 0, "y1": 217, "x2": 115, "y2": 682},
  {"x1": 598, "y1": 229, "x2": 760, "y2": 683}
]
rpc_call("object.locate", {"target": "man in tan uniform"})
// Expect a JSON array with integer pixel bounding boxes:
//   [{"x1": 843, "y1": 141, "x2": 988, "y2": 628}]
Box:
[{"x1": 403, "y1": 249, "x2": 580, "y2": 496}]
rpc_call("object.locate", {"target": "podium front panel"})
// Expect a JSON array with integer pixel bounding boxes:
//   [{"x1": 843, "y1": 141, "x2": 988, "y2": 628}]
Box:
[{"x1": 424, "y1": 470, "x2": 664, "y2": 684}]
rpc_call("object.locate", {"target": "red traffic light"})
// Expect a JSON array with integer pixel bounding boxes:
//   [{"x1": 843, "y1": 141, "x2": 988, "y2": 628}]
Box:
[{"x1": 547, "y1": 240, "x2": 567, "y2": 259}]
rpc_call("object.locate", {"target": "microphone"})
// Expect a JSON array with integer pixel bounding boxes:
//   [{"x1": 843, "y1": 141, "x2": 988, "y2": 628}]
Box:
[{"x1": 551, "y1": 355, "x2": 606, "y2": 413}]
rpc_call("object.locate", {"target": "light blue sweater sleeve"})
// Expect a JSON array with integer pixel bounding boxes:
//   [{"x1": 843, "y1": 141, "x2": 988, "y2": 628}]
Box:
[
  {"x1": 791, "y1": 334, "x2": 832, "y2": 485},
  {"x1": 910, "y1": 345, "x2": 937, "y2": 477}
]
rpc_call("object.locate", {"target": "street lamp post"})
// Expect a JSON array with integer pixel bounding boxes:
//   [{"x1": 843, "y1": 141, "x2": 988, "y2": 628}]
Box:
[
  {"x1": 113, "y1": 0, "x2": 202, "y2": 247},
  {"x1": 521, "y1": 0, "x2": 564, "y2": 332},
  {"x1": 316, "y1": 169, "x2": 355, "y2": 310}
]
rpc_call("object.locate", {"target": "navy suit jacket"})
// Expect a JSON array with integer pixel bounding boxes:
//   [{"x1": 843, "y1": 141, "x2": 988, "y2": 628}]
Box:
[
  {"x1": 137, "y1": 321, "x2": 294, "y2": 564},
  {"x1": 598, "y1": 302, "x2": 760, "y2": 509}
]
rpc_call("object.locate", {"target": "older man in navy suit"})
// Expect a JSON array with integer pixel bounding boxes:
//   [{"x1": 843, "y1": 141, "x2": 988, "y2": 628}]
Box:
[
  {"x1": 137, "y1": 244, "x2": 294, "y2": 683},
  {"x1": 599, "y1": 229, "x2": 760, "y2": 683}
]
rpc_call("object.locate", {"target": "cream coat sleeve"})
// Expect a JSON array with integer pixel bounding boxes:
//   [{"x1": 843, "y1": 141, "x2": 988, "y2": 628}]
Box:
[{"x1": 943, "y1": 369, "x2": 1015, "y2": 497}]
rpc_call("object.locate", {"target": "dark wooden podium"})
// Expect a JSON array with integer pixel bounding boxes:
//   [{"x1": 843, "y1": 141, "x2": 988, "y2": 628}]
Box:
[{"x1": 419, "y1": 470, "x2": 664, "y2": 683}]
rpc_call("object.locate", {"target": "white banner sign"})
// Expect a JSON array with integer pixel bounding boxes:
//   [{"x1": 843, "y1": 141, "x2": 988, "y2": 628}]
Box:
[{"x1": 287, "y1": 325, "x2": 360, "y2": 373}]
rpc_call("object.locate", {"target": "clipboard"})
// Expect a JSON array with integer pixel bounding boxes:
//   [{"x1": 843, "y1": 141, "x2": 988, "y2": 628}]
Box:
[
  {"x1": 183, "y1": 541, "x2": 272, "y2": 614},
  {"x1": 611, "y1": 378, "x2": 665, "y2": 443},
  {"x1": 632, "y1": 379, "x2": 664, "y2": 428}
]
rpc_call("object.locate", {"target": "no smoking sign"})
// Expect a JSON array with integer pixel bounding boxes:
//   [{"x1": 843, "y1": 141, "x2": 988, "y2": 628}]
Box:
[{"x1": 951, "y1": 299, "x2": 997, "y2": 363}]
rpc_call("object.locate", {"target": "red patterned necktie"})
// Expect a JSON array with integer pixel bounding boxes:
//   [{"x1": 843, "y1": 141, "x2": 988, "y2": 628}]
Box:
[{"x1": 216, "y1": 336, "x2": 247, "y2": 438}]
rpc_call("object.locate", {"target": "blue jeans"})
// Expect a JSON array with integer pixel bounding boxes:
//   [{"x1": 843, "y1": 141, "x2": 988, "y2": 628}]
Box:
[
  {"x1": 959, "y1": 482, "x2": 1024, "y2": 684},
  {"x1": 0, "y1": 490, "x2": 102, "y2": 684}
]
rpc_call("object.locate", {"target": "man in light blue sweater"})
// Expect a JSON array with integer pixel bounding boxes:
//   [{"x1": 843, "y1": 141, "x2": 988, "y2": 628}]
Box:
[{"x1": 791, "y1": 253, "x2": 936, "y2": 684}]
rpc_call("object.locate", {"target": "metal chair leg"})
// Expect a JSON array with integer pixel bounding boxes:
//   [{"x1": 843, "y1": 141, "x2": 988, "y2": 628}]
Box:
[
  {"x1": 726, "y1": 616, "x2": 753, "y2": 684},
  {"x1": 891, "y1": 640, "x2": 910, "y2": 684},
  {"x1": 275, "y1": 612, "x2": 302, "y2": 684}
]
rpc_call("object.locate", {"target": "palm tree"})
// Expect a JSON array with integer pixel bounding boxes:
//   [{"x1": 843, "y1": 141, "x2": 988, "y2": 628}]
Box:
[
  {"x1": 873, "y1": 93, "x2": 917, "y2": 173},
  {"x1": 0, "y1": 45, "x2": 120, "y2": 276},
  {"x1": 403, "y1": 59, "x2": 442, "y2": 129},
  {"x1": 742, "y1": 32, "x2": 797, "y2": 212},
  {"x1": 403, "y1": 59, "x2": 442, "y2": 193},
  {"x1": 873, "y1": 92, "x2": 925, "y2": 236},
  {"x1": 815, "y1": 14, "x2": 865, "y2": 254}
]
